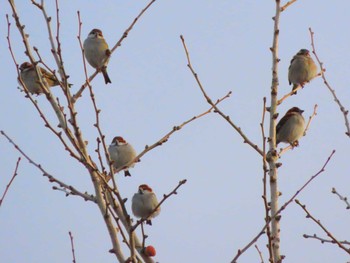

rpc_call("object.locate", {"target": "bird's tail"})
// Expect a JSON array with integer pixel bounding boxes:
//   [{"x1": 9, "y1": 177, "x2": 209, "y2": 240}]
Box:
[
  {"x1": 124, "y1": 170, "x2": 132, "y2": 177},
  {"x1": 291, "y1": 84, "x2": 300, "y2": 94},
  {"x1": 102, "y1": 67, "x2": 112, "y2": 84}
]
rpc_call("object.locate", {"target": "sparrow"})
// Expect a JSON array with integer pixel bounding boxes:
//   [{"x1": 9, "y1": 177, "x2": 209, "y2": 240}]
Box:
[
  {"x1": 19, "y1": 62, "x2": 60, "y2": 95},
  {"x1": 276, "y1": 107, "x2": 305, "y2": 146},
  {"x1": 132, "y1": 184, "x2": 160, "y2": 225},
  {"x1": 288, "y1": 49, "x2": 317, "y2": 93},
  {"x1": 108, "y1": 136, "x2": 137, "y2": 176},
  {"x1": 83, "y1": 28, "x2": 112, "y2": 84}
]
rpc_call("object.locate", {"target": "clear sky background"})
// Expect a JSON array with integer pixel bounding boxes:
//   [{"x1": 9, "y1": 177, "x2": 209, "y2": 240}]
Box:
[{"x1": 1, "y1": 1, "x2": 350, "y2": 262}]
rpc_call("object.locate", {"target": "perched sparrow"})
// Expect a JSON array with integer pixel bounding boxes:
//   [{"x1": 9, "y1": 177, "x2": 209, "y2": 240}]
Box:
[
  {"x1": 108, "y1": 136, "x2": 137, "y2": 176},
  {"x1": 19, "y1": 62, "x2": 60, "y2": 95},
  {"x1": 276, "y1": 107, "x2": 305, "y2": 146},
  {"x1": 83, "y1": 29, "x2": 112, "y2": 84},
  {"x1": 132, "y1": 184, "x2": 160, "y2": 225},
  {"x1": 288, "y1": 49, "x2": 317, "y2": 93}
]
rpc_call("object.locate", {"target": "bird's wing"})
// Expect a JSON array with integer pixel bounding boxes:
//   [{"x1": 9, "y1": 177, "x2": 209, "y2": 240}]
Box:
[
  {"x1": 288, "y1": 56, "x2": 296, "y2": 85},
  {"x1": 40, "y1": 67, "x2": 59, "y2": 84},
  {"x1": 276, "y1": 114, "x2": 289, "y2": 134}
]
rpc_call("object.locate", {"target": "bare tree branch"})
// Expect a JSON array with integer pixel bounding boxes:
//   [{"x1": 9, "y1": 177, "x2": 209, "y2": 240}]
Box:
[
  {"x1": 111, "y1": 92, "x2": 232, "y2": 177},
  {"x1": 231, "y1": 150, "x2": 335, "y2": 262},
  {"x1": 331, "y1": 187, "x2": 350, "y2": 210},
  {"x1": 303, "y1": 104, "x2": 318, "y2": 136},
  {"x1": 0, "y1": 157, "x2": 21, "y2": 207},
  {"x1": 309, "y1": 27, "x2": 350, "y2": 137},
  {"x1": 6, "y1": 4, "x2": 94, "y2": 169},
  {"x1": 255, "y1": 244, "x2": 265, "y2": 263},
  {"x1": 0, "y1": 130, "x2": 96, "y2": 203},
  {"x1": 267, "y1": 1, "x2": 283, "y2": 261},
  {"x1": 180, "y1": 35, "x2": 263, "y2": 156},
  {"x1": 31, "y1": 0, "x2": 71, "y2": 92},
  {"x1": 280, "y1": 0, "x2": 298, "y2": 12},
  {"x1": 68, "y1": 231, "x2": 77, "y2": 263},
  {"x1": 260, "y1": 97, "x2": 273, "y2": 262},
  {"x1": 296, "y1": 199, "x2": 350, "y2": 255},
  {"x1": 303, "y1": 233, "x2": 350, "y2": 246}
]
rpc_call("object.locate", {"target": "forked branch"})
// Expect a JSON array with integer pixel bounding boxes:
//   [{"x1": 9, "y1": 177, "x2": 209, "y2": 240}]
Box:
[
  {"x1": 296, "y1": 199, "x2": 350, "y2": 255},
  {"x1": 231, "y1": 150, "x2": 335, "y2": 262},
  {"x1": 180, "y1": 35, "x2": 263, "y2": 156}
]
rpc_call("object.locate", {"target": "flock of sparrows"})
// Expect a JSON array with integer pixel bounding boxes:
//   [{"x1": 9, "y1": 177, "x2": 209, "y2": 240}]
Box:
[
  {"x1": 18, "y1": 29, "x2": 161, "y2": 229},
  {"x1": 107, "y1": 136, "x2": 160, "y2": 224},
  {"x1": 19, "y1": 28, "x2": 112, "y2": 94},
  {"x1": 276, "y1": 48, "x2": 317, "y2": 147},
  {"x1": 17, "y1": 28, "x2": 318, "y2": 231}
]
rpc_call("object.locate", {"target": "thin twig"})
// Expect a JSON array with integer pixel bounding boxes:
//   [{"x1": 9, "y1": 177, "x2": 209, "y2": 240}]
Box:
[
  {"x1": 109, "y1": 205, "x2": 130, "y2": 248},
  {"x1": 260, "y1": 97, "x2": 273, "y2": 262},
  {"x1": 331, "y1": 188, "x2": 350, "y2": 209},
  {"x1": 0, "y1": 130, "x2": 96, "y2": 203},
  {"x1": 141, "y1": 223, "x2": 147, "y2": 249},
  {"x1": 303, "y1": 234, "x2": 350, "y2": 246},
  {"x1": 112, "y1": 92, "x2": 231, "y2": 176},
  {"x1": 31, "y1": 0, "x2": 71, "y2": 93},
  {"x1": 309, "y1": 27, "x2": 350, "y2": 137},
  {"x1": 68, "y1": 231, "x2": 77, "y2": 263},
  {"x1": 303, "y1": 104, "x2": 318, "y2": 136},
  {"x1": 0, "y1": 157, "x2": 21, "y2": 207},
  {"x1": 180, "y1": 35, "x2": 263, "y2": 156},
  {"x1": 231, "y1": 150, "x2": 335, "y2": 262},
  {"x1": 277, "y1": 85, "x2": 302, "y2": 105},
  {"x1": 95, "y1": 139, "x2": 107, "y2": 174},
  {"x1": 255, "y1": 244, "x2": 265, "y2": 263},
  {"x1": 72, "y1": 0, "x2": 157, "y2": 102},
  {"x1": 280, "y1": 0, "x2": 297, "y2": 12},
  {"x1": 296, "y1": 199, "x2": 350, "y2": 255}
]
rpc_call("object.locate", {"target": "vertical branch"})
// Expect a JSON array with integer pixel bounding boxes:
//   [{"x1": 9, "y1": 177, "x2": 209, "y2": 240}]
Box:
[
  {"x1": 268, "y1": 0, "x2": 282, "y2": 262},
  {"x1": 97, "y1": 187, "x2": 126, "y2": 262},
  {"x1": 231, "y1": 150, "x2": 335, "y2": 263},
  {"x1": 68, "y1": 231, "x2": 77, "y2": 263},
  {"x1": 129, "y1": 230, "x2": 137, "y2": 262},
  {"x1": 260, "y1": 98, "x2": 273, "y2": 261}
]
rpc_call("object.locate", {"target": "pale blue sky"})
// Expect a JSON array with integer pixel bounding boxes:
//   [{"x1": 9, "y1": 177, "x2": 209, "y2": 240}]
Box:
[{"x1": 1, "y1": 1, "x2": 350, "y2": 262}]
